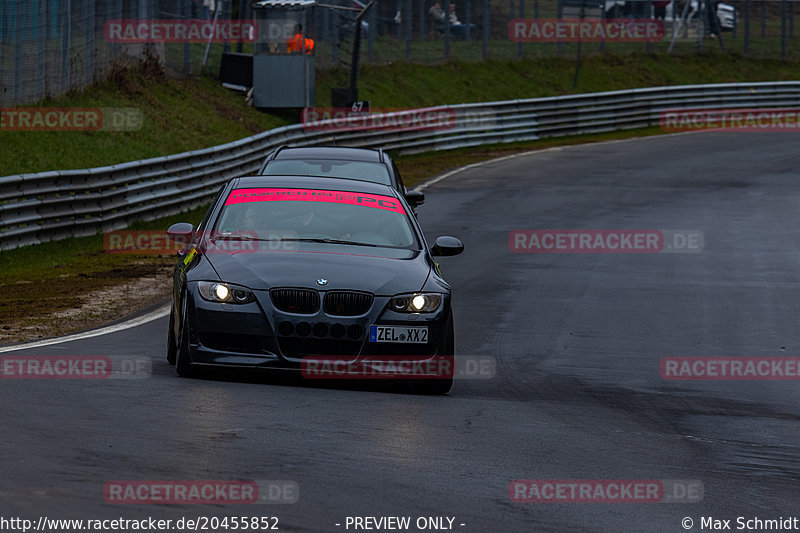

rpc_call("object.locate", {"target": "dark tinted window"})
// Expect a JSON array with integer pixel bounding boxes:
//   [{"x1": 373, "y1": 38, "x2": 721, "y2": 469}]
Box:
[{"x1": 263, "y1": 159, "x2": 392, "y2": 186}]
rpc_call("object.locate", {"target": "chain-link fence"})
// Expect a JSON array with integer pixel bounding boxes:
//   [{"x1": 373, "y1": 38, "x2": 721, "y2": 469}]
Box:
[
  {"x1": 2, "y1": 0, "x2": 800, "y2": 108},
  {"x1": 317, "y1": 0, "x2": 800, "y2": 66},
  {"x1": 0, "y1": 0, "x2": 242, "y2": 107}
]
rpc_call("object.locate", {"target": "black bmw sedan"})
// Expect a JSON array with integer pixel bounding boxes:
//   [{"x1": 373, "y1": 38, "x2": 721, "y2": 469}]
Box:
[{"x1": 165, "y1": 175, "x2": 463, "y2": 394}]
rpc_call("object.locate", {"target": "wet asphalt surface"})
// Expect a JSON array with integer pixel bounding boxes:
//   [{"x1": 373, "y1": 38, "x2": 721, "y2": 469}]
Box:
[{"x1": 2, "y1": 131, "x2": 800, "y2": 532}]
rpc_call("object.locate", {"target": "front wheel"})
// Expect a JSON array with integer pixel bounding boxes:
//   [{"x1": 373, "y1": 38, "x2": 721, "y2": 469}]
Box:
[
  {"x1": 166, "y1": 306, "x2": 177, "y2": 365},
  {"x1": 175, "y1": 300, "x2": 194, "y2": 378}
]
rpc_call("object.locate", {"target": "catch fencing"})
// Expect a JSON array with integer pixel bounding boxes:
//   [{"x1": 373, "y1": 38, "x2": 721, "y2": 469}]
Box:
[{"x1": 3, "y1": 0, "x2": 800, "y2": 108}]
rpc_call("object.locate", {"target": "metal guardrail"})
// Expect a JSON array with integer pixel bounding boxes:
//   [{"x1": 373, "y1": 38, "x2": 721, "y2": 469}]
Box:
[{"x1": 3, "y1": 80, "x2": 800, "y2": 250}]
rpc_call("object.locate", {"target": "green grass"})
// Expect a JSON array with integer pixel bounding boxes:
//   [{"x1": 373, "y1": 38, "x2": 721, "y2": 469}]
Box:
[
  {"x1": 317, "y1": 49, "x2": 800, "y2": 108},
  {"x1": 2, "y1": 50, "x2": 800, "y2": 177},
  {"x1": 0, "y1": 56, "x2": 294, "y2": 175}
]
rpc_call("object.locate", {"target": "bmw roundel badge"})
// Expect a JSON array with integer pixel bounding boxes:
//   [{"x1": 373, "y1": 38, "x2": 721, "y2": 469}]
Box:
[{"x1": 316, "y1": 278, "x2": 329, "y2": 286}]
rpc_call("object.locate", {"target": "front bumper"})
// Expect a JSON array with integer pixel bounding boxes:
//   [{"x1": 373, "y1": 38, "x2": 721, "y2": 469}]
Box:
[{"x1": 184, "y1": 287, "x2": 453, "y2": 373}]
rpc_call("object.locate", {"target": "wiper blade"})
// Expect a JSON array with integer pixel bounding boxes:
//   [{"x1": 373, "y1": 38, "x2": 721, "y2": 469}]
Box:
[
  {"x1": 280, "y1": 238, "x2": 380, "y2": 248},
  {"x1": 210, "y1": 234, "x2": 275, "y2": 242}
]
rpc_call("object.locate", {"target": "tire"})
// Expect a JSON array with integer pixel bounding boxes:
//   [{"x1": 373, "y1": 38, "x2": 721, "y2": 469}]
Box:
[
  {"x1": 166, "y1": 306, "x2": 177, "y2": 365},
  {"x1": 175, "y1": 300, "x2": 194, "y2": 378}
]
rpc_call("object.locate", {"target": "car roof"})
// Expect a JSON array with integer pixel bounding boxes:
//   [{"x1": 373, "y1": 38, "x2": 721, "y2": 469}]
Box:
[
  {"x1": 270, "y1": 146, "x2": 384, "y2": 163},
  {"x1": 231, "y1": 175, "x2": 400, "y2": 197}
]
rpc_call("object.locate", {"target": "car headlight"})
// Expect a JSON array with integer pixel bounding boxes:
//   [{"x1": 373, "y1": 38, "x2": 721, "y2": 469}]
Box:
[
  {"x1": 197, "y1": 281, "x2": 255, "y2": 304},
  {"x1": 389, "y1": 293, "x2": 442, "y2": 313}
]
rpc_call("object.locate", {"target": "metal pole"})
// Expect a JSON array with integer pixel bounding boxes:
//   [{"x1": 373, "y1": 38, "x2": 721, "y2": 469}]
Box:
[
  {"x1": 223, "y1": 0, "x2": 232, "y2": 54},
  {"x1": 557, "y1": 0, "x2": 562, "y2": 54},
  {"x1": 114, "y1": 0, "x2": 122, "y2": 57},
  {"x1": 349, "y1": 2, "x2": 373, "y2": 104},
  {"x1": 573, "y1": 0, "x2": 585, "y2": 89},
  {"x1": 761, "y1": 0, "x2": 765, "y2": 38},
  {"x1": 668, "y1": 0, "x2": 692, "y2": 53},
  {"x1": 405, "y1": 0, "x2": 412, "y2": 59},
  {"x1": 466, "y1": 0, "x2": 472, "y2": 40},
  {"x1": 696, "y1": 0, "x2": 705, "y2": 50},
  {"x1": 420, "y1": 0, "x2": 426, "y2": 40},
  {"x1": 744, "y1": 0, "x2": 750, "y2": 53},
  {"x1": 396, "y1": 0, "x2": 402, "y2": 39},
  {"x1": 444, "y1": 0, "x2": 451, "y2": 58},
  {"x1": 64, "y1": 0, "x2": 72, "y2": 92},
  {"x1": 202, "y1": 6, "x2": 221, "y2": 66},
  {"x1": 781, "y1": 0, "x2": 787, "y2": 57},
  {"x1": 184, "y1": 0, "x2": 191, "y2": 74},
  {"x1": 600, "y1": 1, "x2": 605, "y2": 52},
  {"x1": 332, "y1": 10, "x2": 339, "y2": 64},
  {"x1": 237, "y1": 0, "x2": 245, "y2": 52},
  {"x1": 517, "y1": 0, "x2": 524, "y2": 57},
  {"x1": 368, "y1": 3, "x2": 376, "y2": 61},
  {"x1": 482, "y1": 0, "x2": 489, "y2": 58}
]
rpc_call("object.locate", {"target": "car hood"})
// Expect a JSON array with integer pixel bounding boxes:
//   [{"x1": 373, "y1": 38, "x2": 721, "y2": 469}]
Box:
[{"x1": 202, "y1": 244, "x2": 431, "y2": 295}]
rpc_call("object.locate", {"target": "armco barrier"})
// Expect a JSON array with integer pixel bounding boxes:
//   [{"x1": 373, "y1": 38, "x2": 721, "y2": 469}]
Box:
[{"x1": 2, "y1": 81, "x2": 800, "y2": 250}]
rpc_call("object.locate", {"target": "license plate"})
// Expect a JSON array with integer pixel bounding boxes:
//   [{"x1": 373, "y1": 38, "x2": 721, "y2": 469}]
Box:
[{"x1": 369, "y1": 325, "x2": 428, "y2": 344}]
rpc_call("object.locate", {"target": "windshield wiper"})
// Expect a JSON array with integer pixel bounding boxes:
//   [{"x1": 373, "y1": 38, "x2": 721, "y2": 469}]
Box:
[
  {"x1": 280, "y1": 238, "x2": 380, "y2": 248},
  {"x1": 210, "y1": 234, "x2": 276, "y2": 242}
]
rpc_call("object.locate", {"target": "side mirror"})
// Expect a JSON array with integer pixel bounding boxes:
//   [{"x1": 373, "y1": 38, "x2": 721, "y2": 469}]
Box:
[
  {"x1": 167, "y1": 222, "x2": 195, "y2": 254},
  {"x1": 405, "y1": 190, "x2": 425, "y2": 207},
  {"x1": 430, "y1": 236, "x2": 464, "y2": 257}
]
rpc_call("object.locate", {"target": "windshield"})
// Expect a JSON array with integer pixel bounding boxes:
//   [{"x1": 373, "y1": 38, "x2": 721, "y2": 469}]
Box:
[
  {"x1": 262, "y1": 159, "x2": 393, "y2": 186},
  {"x1": 214, "y1": 188, "x2": 417, "y2": 249}
]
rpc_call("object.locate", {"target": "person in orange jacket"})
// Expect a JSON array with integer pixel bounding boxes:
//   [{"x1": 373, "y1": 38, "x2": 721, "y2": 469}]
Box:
[{"x1": 287, "y1": 24, "x2": 314, "y2": 54}]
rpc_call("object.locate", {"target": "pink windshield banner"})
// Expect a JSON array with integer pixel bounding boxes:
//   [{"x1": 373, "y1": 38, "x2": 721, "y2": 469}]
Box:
[{"x1": 224, "y1": 188, "x2": 406, "y2": 214}]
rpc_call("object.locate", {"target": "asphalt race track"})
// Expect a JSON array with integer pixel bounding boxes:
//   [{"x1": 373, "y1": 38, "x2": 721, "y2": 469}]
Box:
[{"x1": 2, "y1": 131, "x2": 800, "y2": 532}]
